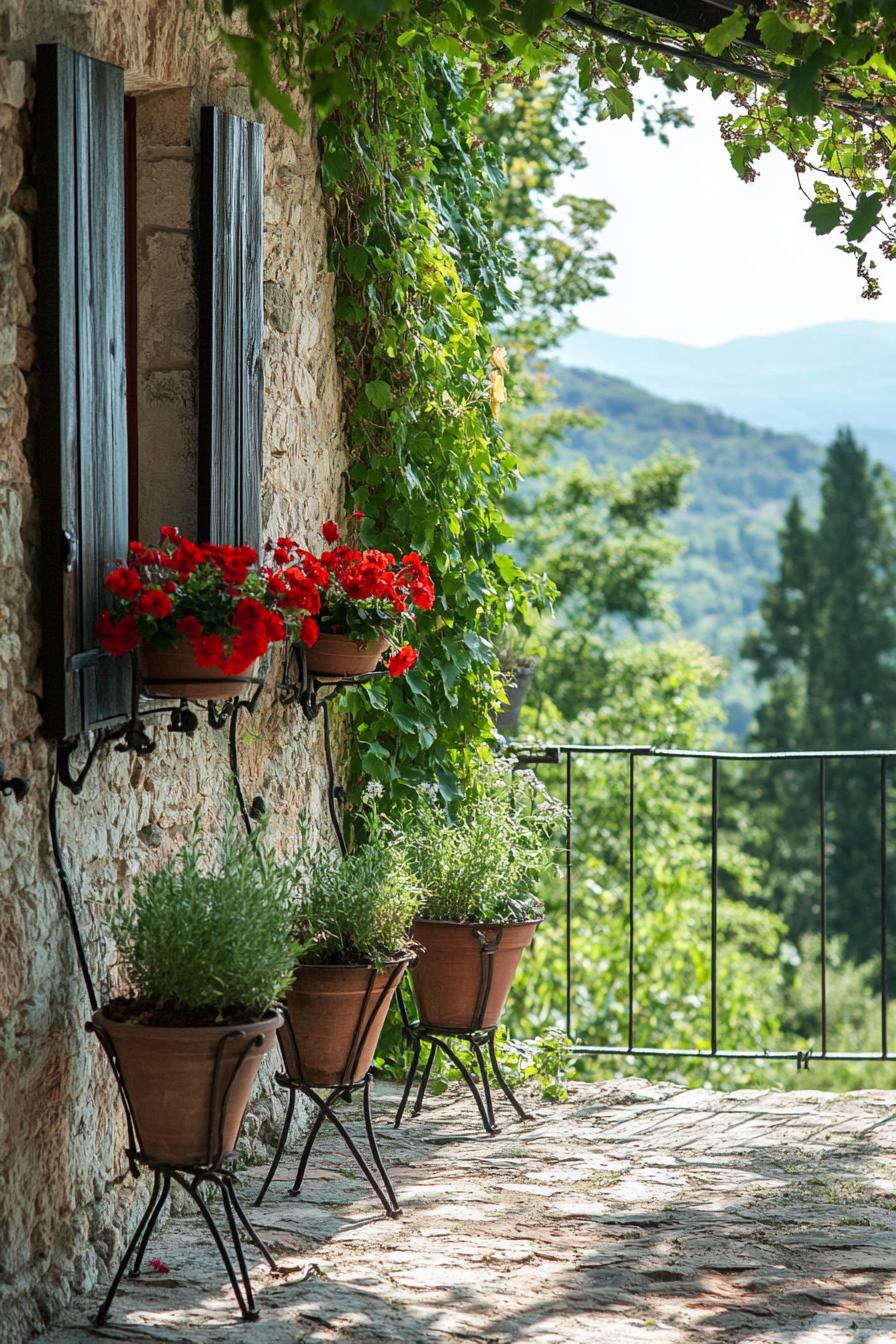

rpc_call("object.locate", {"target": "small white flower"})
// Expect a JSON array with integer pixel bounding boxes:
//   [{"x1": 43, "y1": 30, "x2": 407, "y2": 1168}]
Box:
[
  {"x1": 420, "y1": 781, "x2": 440, "y2": 799},
  {"x1": 363, "y1": 779, "x2": 385, "y2": 799}
]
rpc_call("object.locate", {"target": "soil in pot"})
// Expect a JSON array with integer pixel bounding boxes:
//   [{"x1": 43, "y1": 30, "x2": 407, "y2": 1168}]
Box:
[
  {"x1": 93, "y1": 1007, "x2": 281, "y2": 1167},
  {"x1": 140, "y1": 642, "x2": 261, "y2": 700},
  {"x1": 279, "y1": 958, "x2": 409, "y2": 1087},
  {"x1": 410, "y1": 918, "x2": 540, "y2": 1031},
  {"x1": 303, "y1": 632, "x2": 388, "y2": 679}
]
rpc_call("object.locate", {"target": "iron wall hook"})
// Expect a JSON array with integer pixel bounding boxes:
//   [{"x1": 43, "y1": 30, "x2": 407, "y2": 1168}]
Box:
[{"x1": 0, "y1": 760, "x2": 30, "y2": 801}]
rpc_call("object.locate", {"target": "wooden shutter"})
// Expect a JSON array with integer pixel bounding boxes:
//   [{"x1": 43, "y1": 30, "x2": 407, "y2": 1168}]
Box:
[
  {"x1": 197, "y1": 107, "x2": 264, "y2": 551},
  {"x1": 36, "y1": 44, "x2": 130, "y2": 740}
]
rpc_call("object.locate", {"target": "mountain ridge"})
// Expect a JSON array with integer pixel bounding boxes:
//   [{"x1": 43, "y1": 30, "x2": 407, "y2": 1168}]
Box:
[{"x1": 555, "y1": 320, "x2": 896, "y2": 468}]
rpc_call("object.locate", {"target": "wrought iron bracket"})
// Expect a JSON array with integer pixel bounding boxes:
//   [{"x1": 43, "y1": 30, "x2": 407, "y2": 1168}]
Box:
[
  {"x1": 0, "y1": 759, "x2": 30, "y2": 801},
  {"x1": 278, "y1": 644, "x2": 386, "y2": 856}
]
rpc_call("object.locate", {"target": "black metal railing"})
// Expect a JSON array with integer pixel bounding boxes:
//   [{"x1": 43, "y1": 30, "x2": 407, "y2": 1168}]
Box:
[{"x1": 513, "y1": 743, "x2": 896, "y2": 1067}]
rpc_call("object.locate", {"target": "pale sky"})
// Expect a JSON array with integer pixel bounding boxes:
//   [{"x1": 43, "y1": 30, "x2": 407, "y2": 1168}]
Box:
[{"x1": 560, "y1": 79, "x2": 896, "y2": 347}]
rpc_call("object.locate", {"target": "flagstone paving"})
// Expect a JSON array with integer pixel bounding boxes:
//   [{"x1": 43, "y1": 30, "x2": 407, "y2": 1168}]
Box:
[{"x1": 39, "y1": 1079, "x2": 896, "y2": 1343}]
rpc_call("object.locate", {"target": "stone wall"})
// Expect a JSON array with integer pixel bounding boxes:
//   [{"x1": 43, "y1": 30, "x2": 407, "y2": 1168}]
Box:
[{"x1": 0, "y1": 4, "x2": 345, "y2": 1339}]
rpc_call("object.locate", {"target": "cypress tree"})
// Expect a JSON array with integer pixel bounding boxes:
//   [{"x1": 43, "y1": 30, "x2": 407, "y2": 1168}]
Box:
[{"x1": 744, "y1": 430, "x2": 896, "y2": 964}]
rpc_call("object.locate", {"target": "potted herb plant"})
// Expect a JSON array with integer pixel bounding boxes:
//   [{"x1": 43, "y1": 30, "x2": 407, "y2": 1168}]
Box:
[
  {"x1": 97, "y1": 526, "x2": 320, "y2": 699},
  {"x1": 279, "y1": 825, "x2": 418, "y2": 1086},
  {"x1": 95, "y1": 817, "x2": 297, "y2": 1168},
  {"x1": 273, "y1": 514, "x2": 434, "y2": 679},
  {"x1": 494, "y1": 624, "x2": 541, "y2": 736},
  {"x1": 394, "y1": 760, "x2": 564, "y2": 1031}
]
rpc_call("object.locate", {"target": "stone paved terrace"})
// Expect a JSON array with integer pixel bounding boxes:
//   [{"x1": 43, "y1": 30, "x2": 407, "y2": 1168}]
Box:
[{"x1": 40, "y1": 1080, "x2": 896, "y2": 1344}]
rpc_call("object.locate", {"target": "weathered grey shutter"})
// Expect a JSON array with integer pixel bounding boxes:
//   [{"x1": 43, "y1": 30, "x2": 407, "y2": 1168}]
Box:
[
  {"x1": 197, "y1": 107, "x2": 264, "y2": 551},
  {"x1": 36, "y1": 44, "x2": 130, "y2": 740}
]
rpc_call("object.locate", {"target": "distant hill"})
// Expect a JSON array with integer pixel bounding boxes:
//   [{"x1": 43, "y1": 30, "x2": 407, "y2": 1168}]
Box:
[
  {"x1": 555, "y1": 321, "x2": 896, "y2": 469},
  {"x1": 550, "y1": 365, "x2": 824, "y2": 737}
]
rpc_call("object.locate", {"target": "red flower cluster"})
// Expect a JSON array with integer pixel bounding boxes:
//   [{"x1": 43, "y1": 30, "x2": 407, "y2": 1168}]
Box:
[
  {"x1": 97, "y1": 528, "x2": 320, "y2": 676},
  {"x1": 271, "y1": 519, "x2": 436, "y2": 676},
  {"x1": 99, "y1": 522, "x2": 434, "y2": 682},
  {"x1": 388, "y1": 644, "x2": 418, "y2": 678}
]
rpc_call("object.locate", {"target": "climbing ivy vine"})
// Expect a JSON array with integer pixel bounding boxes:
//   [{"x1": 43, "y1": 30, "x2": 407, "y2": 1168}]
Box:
[
  {"x1": 215, "y1": 0, "x2": 896, "y2": 796},
  {"x1": 324, "y1": 41, "x2": 548, "y2": 798}
]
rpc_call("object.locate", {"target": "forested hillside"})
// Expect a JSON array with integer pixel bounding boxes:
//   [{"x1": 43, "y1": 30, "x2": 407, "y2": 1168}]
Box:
[{"x1": 550, "y1": 364, "x2": 824, "y2": 736}]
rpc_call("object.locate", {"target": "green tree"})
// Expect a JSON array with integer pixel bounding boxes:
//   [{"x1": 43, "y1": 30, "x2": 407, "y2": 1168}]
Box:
[
  {"x1": 512, "y1": 451, "x2": 693, "y2": 723},
  {"x1": 744, "y1": 430, "x2": 896, "y2": 963},
  {"x1": 480, "y1": 74, "x2": 616, "y2": 358}
]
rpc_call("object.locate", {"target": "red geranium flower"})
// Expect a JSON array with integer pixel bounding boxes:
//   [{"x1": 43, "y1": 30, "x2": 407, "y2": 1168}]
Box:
[
  {"x1": 300, "y1": 616, "x2": 319, "y2": 647},
  {"x1": 322, "y1": 520, "x2": 340, "y2": 543},
  {"x1": 409, "y1": 578, "x2": 435, "y2": 610},
  {"x1": 163, "y1": 539, "x2": 204, "y2": 578},
  {"x1": 97, "y1": 611, "x2": 141, "y2": 655},
  {"x1": 99, "y1": 528, "x2": 311, "y2": 671},
  {"x1": 105, "y1": 566, "x2": 142, "y2": 600},
  {"x1": 136, "y1": 589, "x2": 173, "y2": 619},
  {"x1": 192, "y1": 634, "x2": 225, "y2": 668},
  {"x1": 388, "y1": 644, "x2": 418, "y2": 677}
]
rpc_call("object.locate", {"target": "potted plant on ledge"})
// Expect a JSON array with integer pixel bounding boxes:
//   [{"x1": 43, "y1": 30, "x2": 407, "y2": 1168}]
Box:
[
  {"x1": 98, "y1": 527, "x2": 319, "y2": 699},
  {"x1": 494, "y1": 623, "x2": 541, "y2": 737},
  {"x1": 273, "y1": 515, "x2": 434, "y2": 679},
  {"x1": 255, "y1": 824, "x2": 417, "y2": 1212}
]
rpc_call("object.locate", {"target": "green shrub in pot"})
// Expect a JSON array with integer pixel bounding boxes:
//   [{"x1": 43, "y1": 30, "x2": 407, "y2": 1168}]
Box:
[
  {"x1": 388, "y1": 760, "x2": 564, "y2": 1030},
  {"x1": 96, "y1": 816, "x2": 297, "y2": 1167},
  {"x1": 279, "y1": 831, "x2": 418, "y2": 1086}
]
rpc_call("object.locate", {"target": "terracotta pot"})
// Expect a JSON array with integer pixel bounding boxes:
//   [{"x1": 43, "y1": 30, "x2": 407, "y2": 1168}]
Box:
[
  {"x1": 278, "y1": 958, "x2": 410, "y2": 1087},
  {"x1": 494, "y1": 663, "x2": 538, "y2": 736},
  {"x1": 410, "y1": 918, "x2": 541, "y2": 1031},
  {"x1": 303, "y1": 632, "x2": 388, "y2": 679},
  {"x1": 140, "y1": 641, "x2": 261, "y2": 700},
  {"x1": 93, "y1": 1008, "x2": 281, "y2": 1167}
]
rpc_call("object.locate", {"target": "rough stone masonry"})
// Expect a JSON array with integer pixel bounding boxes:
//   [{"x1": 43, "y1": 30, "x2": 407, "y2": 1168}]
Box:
[{"x1": 0, "y1": 3, "x2": 346, "y2": 1339}]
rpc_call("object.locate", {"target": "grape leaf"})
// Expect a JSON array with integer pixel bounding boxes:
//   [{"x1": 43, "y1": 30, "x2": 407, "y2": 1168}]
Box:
[
  {"x1": 703, "y1": 9, "x2": 748, "y2": 56},
  {"x1": 845, "y1": 191, "x2": 882, "y2": 242},
  {"x1": 364, "y1": 380, "x2": 393, "y2": 408},
  {"x1": 804, "y1": 199, "x2": 841, "y2": 235},
  {"x1": 757, "y1": 10, "x2": 796, "y2": 53}
]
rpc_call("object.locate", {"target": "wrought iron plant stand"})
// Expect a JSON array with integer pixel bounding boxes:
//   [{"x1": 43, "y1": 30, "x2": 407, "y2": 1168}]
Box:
[
  {"x1": 47, "y1": 656, "x2": 279, "y2": 1322},
  {"x1": 253, "y1": 970, "x2": 406, "y2": 1216},
  {"x1": 87, "y1": 1018, "x2": 278, "y2": 1324},
  {"x1": 278, "y1": 647, "x2": 533, "y2": 1142},
  {"x1": 393, "y1": 931, "x2": 533, "y2": 1136},
  {"x1": 255, "y1": 646, "x2": 404, "y2": 1212},
  {"x1": 278, "y1": 642, "x2": 386, "y2": 856}
]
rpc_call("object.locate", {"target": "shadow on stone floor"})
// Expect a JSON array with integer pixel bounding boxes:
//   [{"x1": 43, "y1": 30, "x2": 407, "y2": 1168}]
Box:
[{"x1": 37, "y1": 1079, "x2": 896, "y2": 1344}]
